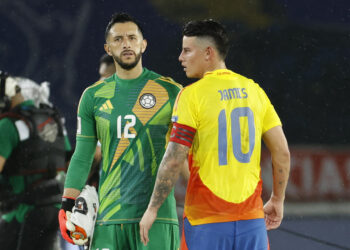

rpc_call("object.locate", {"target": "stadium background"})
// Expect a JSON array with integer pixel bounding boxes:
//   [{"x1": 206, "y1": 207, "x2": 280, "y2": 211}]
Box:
[{"x1": 1, "y1": 0, "x2": 349, "y2": 249}]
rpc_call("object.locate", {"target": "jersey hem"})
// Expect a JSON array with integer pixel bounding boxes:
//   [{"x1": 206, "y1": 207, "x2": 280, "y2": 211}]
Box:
[{"x1": 186, "y1": 211, "x2": 264, "y2": 226}]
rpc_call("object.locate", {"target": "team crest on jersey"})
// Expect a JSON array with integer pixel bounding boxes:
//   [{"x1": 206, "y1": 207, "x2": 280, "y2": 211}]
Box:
[{"x1": 139, "y1": 93, "x2": 156, "y2": 109}]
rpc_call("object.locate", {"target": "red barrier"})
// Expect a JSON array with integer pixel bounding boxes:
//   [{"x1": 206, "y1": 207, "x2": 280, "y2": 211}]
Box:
[{"x1": 261, "y1": 146, "x2": 350, "y2": 201}]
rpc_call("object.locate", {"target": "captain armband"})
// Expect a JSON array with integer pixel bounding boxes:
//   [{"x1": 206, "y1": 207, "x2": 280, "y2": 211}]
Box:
[{"x1": 170, "y1": 122, "x2": 196, "y2": 147}]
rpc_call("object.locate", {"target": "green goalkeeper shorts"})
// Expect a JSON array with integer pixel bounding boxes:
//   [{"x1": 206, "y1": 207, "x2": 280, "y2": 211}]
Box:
[{"x1": 90, "y1": 222, "x2": 179, "y2": 250}]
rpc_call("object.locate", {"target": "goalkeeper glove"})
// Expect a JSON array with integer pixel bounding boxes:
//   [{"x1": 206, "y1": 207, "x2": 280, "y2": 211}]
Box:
[
  {"x1": 58, "y1": 196, "x2": 77, "y2": 245},
  {"x1": 58, "y1": 186, "x2": 99, "y2": 245}
]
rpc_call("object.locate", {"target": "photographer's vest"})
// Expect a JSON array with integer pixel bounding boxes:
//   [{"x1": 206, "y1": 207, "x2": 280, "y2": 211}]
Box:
[
  {"x1": 0, "y1": 104, "x2": 66, "y2": 210},
  {"x1": 0, "y1": 104, "x2": 66, "y2": 177}
]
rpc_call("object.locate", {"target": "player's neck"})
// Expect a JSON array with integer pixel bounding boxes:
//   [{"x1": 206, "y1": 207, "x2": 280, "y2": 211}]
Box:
[
  {"x1": 202, "y1": 61, "x2": 227, "y2": 77},
  {"x1": 116, "y1": 60, "x2": 143, "y2": 80},
  {"x1": 211, "y1": 61, "x2": 226, "y2": 71},
  {"x1": 11, "y1": 94, "x2": 24, "y2": 109}
]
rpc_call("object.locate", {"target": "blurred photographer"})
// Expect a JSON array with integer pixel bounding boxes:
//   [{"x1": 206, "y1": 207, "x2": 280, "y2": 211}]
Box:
[{"x1": 0, "y1": 71, "x2": 72, "y2": 250}]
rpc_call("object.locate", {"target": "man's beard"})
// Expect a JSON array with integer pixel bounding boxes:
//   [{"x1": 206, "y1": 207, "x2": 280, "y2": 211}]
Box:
[{"x1": 113, "y1": 51, "x2": 142, "y2": 70}]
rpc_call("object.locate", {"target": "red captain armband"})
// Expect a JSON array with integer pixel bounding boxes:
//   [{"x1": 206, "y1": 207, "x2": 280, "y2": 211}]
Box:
[{"x1": 170, "y1": 122, "x2": 196, "y2": 147}]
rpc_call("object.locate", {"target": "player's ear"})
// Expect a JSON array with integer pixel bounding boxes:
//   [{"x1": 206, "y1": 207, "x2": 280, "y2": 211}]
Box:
[
  {"x1": 205, "y1": 46, "x2": 215, "y2": 61},
  {"x1": 141, "y1": 39, "x2": 147, "y2": 53},
  {"x1": 205, "y1": 46, "x2": 213, "y2": 61},
  {"x1": 104, "y1": 44, "x2": 112, "y2": 56}
]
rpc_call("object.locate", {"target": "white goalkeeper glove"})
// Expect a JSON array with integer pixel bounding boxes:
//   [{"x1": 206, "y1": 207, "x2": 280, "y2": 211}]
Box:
[{"x1": 66, "y1": 185, "x2": 99, "y2": 245}]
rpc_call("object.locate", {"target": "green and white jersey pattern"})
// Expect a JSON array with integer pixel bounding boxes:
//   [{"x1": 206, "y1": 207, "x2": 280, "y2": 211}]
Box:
[{"x1": 76, "y1": 68, "x2": 181, "y2": 225}]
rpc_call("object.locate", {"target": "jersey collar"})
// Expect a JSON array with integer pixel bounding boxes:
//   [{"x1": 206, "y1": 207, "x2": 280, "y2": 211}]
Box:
[
  {"x1": 204, "y1": 69, "x2": 234, "y2": 78},
  {"x1": 114, "y1": 68, "x2": 149, "y2": 86},
  {"x1": 20, "y1": 99, "x2": 35, "y2": 107}
]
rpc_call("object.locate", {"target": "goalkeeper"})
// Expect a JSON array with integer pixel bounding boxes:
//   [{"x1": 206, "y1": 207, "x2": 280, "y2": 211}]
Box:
[{"x1": 59, "y1": 12, "x2": 187, "y2": 250}]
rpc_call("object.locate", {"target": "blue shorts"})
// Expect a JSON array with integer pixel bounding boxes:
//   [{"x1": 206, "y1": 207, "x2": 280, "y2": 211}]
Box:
[{"x1": 181, "y1": 218, "x2": 269, "y2": 250}]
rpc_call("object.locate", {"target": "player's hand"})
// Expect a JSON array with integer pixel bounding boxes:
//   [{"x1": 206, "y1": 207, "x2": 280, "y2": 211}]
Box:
[
  {"x1": 263, "y1": 196, "x2": 284, "y2": 230},
  {"x1": 59, "y1": 196, "x2": 89, "y2": 245},
  {"x1": 68, "y1": 185, "x2": 99, "y2": 245},
  {"x1": 139, "y1": 207, "x2": 158, "y2": 246},
  {"x1": 58, "y1": 196, "x2": 76, "y2": 244}
]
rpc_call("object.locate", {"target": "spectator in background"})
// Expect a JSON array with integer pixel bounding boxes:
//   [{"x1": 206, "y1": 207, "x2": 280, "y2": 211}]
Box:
[
  {"x1": 98, "y1": 53, "x2": 116, "y2": 80},
  {"x1": 140, "y1": 19, "x2": 290, "y2": 250},
  {"x1": 0, "y1": 72, "x2": 73, "y2": 250}
]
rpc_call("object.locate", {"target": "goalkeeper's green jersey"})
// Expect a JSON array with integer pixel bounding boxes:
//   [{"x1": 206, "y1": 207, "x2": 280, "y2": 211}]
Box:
[{"x1": 65, "y1": 68, "x2": 182, "y2": 225}]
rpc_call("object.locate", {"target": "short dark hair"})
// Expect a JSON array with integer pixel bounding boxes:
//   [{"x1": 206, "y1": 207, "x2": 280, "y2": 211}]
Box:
[
  {"x1": 99, "y1": 53, "x2": 114, "y2": 66},
  {"x1": 183, "y1": 19, "x2": 229, "y2": 59},
  {"x1": 105, "y1": 12, "x2": 144, "y2": 41}
]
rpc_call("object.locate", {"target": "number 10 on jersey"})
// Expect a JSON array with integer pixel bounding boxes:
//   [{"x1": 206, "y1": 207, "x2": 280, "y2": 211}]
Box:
[{"x1": 218, "y1": 107, "x2": 255, "y2": 165}]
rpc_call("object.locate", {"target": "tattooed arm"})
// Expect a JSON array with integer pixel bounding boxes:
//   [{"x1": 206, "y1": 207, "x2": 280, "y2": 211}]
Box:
[
  {"x1": 149, "y1": 142, "x2": 189, "y2": 210},
  {"x1": 262, "y1": 126, "x2": 290, "y2": 230},
  {"x1": 139, "y1": 142, "x2": 189, "y2": 245}
]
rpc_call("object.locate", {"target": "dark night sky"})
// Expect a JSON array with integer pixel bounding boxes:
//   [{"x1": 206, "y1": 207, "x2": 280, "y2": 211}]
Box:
[{"x1": 0, "y1": 0, "x2": 349, "y2": 145}]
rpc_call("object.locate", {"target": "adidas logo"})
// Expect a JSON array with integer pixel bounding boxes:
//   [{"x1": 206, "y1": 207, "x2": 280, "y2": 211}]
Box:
[{"x1": 99, "y1": 100, "x2": 114, "y2": 113}]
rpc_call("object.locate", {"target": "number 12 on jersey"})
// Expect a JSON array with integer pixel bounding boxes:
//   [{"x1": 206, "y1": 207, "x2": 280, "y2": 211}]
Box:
[
  {"x1": 218, "y1": 107, "x2": 255, "y2": 165},
  {"x1": 117, "y1": 115, "x2": 136, "y2": 138}
]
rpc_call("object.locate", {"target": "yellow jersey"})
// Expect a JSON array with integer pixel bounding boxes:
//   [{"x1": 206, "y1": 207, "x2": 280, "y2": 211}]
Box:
[{"x1": 171, "y1": 69, "x2": 281, "y2": 225}]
